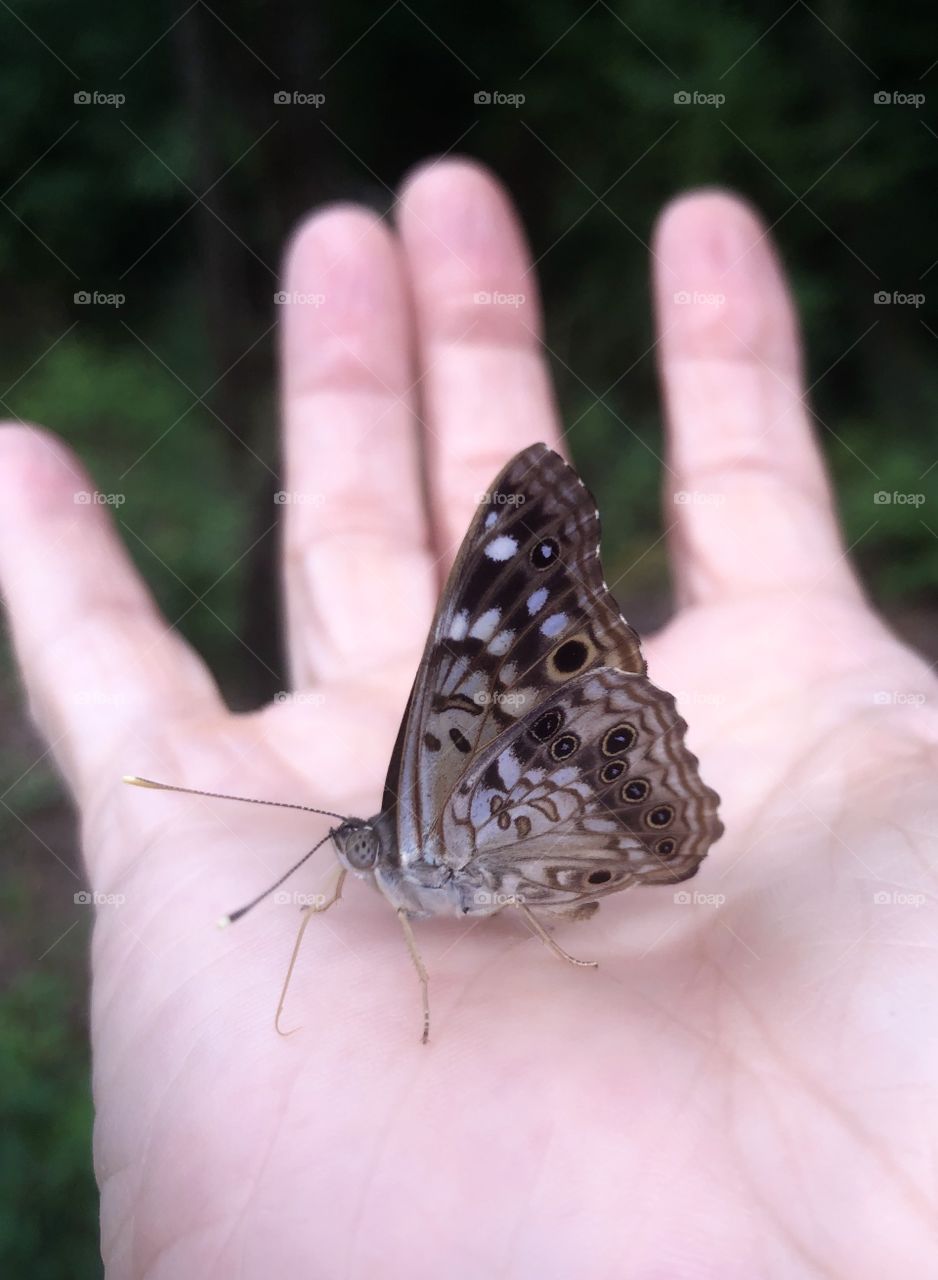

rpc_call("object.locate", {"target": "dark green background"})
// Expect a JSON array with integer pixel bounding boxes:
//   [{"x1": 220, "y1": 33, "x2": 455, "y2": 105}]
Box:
[{"x1": 2, "y1": 2, "x2": 935, "y2": 1274}]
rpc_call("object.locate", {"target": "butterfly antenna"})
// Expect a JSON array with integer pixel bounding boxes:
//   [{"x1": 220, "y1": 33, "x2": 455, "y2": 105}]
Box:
[
  {"x1": 122, "y1": 775, "x2": 347, "y2": 822},
  {"x1": 218, "y1": 831, "x2": 335, "y2": 927}
]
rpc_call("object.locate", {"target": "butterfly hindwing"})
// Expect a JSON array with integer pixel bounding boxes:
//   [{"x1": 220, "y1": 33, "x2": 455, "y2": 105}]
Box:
[{"x1": 446, "y1": 666, "x2": 723, "y2": 907}]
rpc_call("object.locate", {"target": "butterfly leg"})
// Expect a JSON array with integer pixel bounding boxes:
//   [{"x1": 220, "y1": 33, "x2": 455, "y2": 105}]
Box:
[
  {"x1": 397, "y1": 910, "x2": 431, "y2": 1045},
  {"x1": 275, "y1": 868, "x2": 347, "y2": 1036},
  {"x1": 517, "y1": 904, "x2": 599, "y2": 969}
]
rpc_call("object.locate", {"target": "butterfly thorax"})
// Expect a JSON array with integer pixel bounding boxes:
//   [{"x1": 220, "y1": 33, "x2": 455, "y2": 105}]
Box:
[{"x1": 332, "y1": 811, "x2": 492, "y2": 919}]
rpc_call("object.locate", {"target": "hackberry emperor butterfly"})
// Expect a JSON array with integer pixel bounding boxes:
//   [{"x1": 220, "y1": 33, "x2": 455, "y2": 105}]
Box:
[{"x1": 127, "y1": 444, "x2": 722, "y2": 1041}]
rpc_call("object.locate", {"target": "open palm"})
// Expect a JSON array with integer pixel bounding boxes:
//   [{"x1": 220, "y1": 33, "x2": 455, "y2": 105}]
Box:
[{"x1": 3, "y1": 163, "x2": 937, "y2": 1278}]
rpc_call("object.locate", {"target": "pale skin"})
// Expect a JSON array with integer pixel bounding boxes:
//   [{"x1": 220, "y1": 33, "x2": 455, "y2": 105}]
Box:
[{"x1": 1, "y1": 162, "x2": 937, "y2": 1278}]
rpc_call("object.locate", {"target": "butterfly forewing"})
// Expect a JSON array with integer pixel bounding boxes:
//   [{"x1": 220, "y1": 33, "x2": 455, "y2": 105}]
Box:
[{"x1": 387, "y1": 444, "x2": 647, "y2": 865}]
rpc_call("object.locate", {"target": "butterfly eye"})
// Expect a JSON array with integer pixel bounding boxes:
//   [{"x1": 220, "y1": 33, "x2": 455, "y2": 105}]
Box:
[
  {"x1": 587, "y1": 869, "x2": 612, "y2": 885},
  {"x1": 530, "y1": 708, "x2": 563, "y2": 742},
  {"x1": 600, "y1": 760, "x2": 625, "y2": 784},
  {"x1": 550, "y1": 732, "x2": 580, "y2": 761},
  {"x1": 530, "y1": 537, "x2": 560, "y2": 570},
  {"x1": 655, "y1": 838, "x2": 677, "y2": 858},
  {"x1": 602, "y1": 723, "x2": 636, "y2": 756},
  {"x1": 621, "y1": 777, "x2": 649, "y2": 803},
  {"x1": 646, "y1": 805, "x2": 674, "y2": 829},
  {"x1": 337, "y1": 822, "x2": 379, "y2": 871}
]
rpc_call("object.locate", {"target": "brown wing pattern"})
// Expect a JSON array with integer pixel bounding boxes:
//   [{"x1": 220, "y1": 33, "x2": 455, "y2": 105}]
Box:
[
  {"x1": 443, "y1": 666, "x2": 723, "y2": 905},
  {"x1": 385, "y1": 445, "x2": 646, "y2": 866}
]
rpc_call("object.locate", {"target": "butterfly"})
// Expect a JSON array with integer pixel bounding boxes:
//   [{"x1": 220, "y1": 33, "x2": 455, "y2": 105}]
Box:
[{"x1": 126, "y1": 444, "x2": 723, "y2": 1041}]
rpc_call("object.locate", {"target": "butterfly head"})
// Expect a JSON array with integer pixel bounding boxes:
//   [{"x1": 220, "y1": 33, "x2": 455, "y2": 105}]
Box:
[{"x1": 331, "y1": 818, "x2": 380, "y2": 875}]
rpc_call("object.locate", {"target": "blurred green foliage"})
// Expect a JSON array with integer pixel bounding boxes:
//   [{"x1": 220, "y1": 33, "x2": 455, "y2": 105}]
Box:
[
  {"x1": 1, "y1": 1, "x2": 935, "y2": 1274},
  {"x1": 0, "y1": 966, "x2": 99, "y2": 1280}
]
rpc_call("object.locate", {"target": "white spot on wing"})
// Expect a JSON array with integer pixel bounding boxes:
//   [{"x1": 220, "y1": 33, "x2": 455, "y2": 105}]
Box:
[
  {"x1": 484, "y1": 511, "x2": 497, "y2": 529},
  {"x1": 541, "y1": 612, "x2": 567, "y2": 637},
  {"x1": 448, "y1": 610, "x2": 469, "y2": 640},
  {"x1": 488, "y1": 628, "x2": 514, "y2": 656},
  {"x1": 526, "y1": 586, "x2": 548, "y2": 615},
  {"x1": 486, "y1": 535, "x2": 517, "y2": 561},
  {"x1": 470, "y1": 608, "x2": 501, "y2": 641},
  {"x1": 498, "y1": 750, "x2": 522, "y2": 789}
]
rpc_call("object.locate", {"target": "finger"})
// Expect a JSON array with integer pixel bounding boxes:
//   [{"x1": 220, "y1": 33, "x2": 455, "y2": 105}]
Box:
[
  {"x1": 0, "y1": 426, "x2": 222, "y2": 801},
  {"x1": 653, "y1": 190, "x2": 862, "y2": 606},
  {"x1": 280, "y1": 206, "x2": 436, "y2": 690},
  {"x1": 397, "y1": 159, "x2": 562, "y2": 565}
]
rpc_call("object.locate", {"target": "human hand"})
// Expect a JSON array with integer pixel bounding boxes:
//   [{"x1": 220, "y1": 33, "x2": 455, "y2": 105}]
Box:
[{"x1": 2, "y1": 161, "x2": 936, "y2": 1277}]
